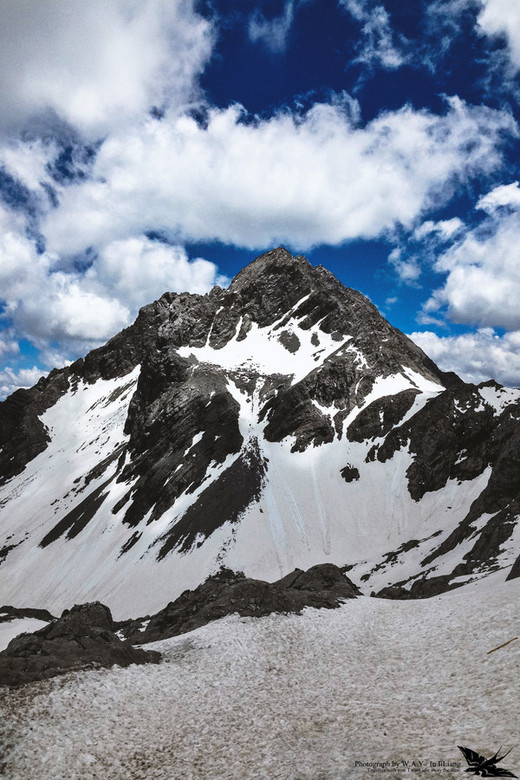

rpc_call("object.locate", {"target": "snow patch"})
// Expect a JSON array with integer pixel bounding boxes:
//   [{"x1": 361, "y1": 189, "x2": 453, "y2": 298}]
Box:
[
  {"x1": 479, "y1": 384, "x2": 520, "y2": 414},
  {"x1": 178, "y1": 304, "x2": 352, "y2": 385}
]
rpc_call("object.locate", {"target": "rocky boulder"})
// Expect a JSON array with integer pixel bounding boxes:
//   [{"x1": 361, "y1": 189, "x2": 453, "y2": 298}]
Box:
[
  {"x1": 0, "y1": 602, "x2": 160, "y2": 687},
  {"x1": 275, "y1": 563, "x2": 361, "y2": 599}
]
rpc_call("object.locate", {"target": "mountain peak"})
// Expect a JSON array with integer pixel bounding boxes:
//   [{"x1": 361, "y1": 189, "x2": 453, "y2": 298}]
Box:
[
  {"x1": 226, "y1": 247, "x2": 313, "y2": 316},
  {"x1": 2, "y1": 249, "x2": 519, "y2": 618},
  {"x1": 229, "y1": 246, "x2": 309, "y2": 283}
]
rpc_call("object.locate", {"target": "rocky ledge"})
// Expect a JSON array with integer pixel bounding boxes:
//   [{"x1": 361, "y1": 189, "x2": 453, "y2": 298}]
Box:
[
  {"x1": 117, "y1": 563, "x2": 361, "y2": 643},
  {"x1": 1, "y1": 564, "x2": 360, "y2": 686},
  {"x1": 0, "y1": 605, "x2": 57, "y2": 622}
]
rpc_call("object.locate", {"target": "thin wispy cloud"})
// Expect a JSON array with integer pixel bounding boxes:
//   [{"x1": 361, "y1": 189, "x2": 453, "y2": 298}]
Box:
[
  {"x1": 248, "y1": 1, "x2": 295, "y2": 54},
  {"x1": 341, "y1": 0, "x2": 408, "y2": 70}
]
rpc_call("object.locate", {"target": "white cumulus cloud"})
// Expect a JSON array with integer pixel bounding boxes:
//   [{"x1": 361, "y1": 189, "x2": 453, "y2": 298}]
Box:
[
  {"x1": 0, "y1": 366, "x2": 45, "y2": 400},
  {"x1": 477, "y1": 0, "x2": 520, "y2": 71},
  {"x1": 423, "y1": 182, "x2": 520, "y2": 331},
  {"x1": 41, "y1": 97, "x2": 516, "y2": 255},
  {"x1": 87, "y1": 237, "x2": 228, "y2": 309},
  {"x1": 388, "y1": 248, "x2": 421, "y2": 284},
  {"x1": 0, "y1": 137, "x2": 57, "y2": 191},
  {"x1": 413, "y1": 217, "x2": 464, "y2": 241},
  {"x1": 0, "y1": 332, "x2": 19, "y2": 359},
  {"x1": 476, "y1": 180, "x2": 520, "y2": 211},
  {"x1": 410, "y1": 328, "x2": 520, "y2": 386},
  {"x1": 0, "y1": 0, "x2": 213, "y2": 137},
  {"x1": 0, "y1": 199, "x2": 224, "y2": 362}
]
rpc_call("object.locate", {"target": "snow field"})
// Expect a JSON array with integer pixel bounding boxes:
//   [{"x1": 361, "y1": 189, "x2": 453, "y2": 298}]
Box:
[
  {"x1": 0, "y1": 367, "x2": 142, "y2": 616},
  {"x1": 0, "y1": 352, "x2": 496, "y2": 619},
  {"x1": 2, "y1": 576, "x2": 519, "y2": 779},
  {"x1": 177, "y1": 294, "x2": 352, "y2": 386}
]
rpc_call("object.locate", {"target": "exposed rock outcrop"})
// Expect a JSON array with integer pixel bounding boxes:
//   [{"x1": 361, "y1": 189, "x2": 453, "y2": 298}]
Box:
[
  {"x1": 0, "y1": 605, "x2": 56, "y2": 622},
  {"x1": 0, "y1": 602, "x2": 160, "y2": 687},
  {"x1": 118, "y1": 564, "x2": 361, "y2": 644}
]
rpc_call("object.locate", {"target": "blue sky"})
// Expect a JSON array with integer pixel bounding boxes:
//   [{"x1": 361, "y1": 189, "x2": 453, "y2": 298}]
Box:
[{"x1": 1, "y1": 0, "x2": 520, "y2": 397}]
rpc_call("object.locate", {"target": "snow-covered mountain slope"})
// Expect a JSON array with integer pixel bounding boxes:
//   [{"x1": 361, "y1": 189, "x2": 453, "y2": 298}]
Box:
[
  {"x1": 3, "y1": 575, "x2": 519, "y2": 779},
  {"x1": 1, "y1": 248, "x2": 520, "y2": 618}
]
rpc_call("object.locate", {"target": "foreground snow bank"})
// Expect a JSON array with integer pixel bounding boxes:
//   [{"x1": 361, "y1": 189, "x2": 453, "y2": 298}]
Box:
[{"x1": 2, "y1": 576, "x2": 519, "y2": 779}]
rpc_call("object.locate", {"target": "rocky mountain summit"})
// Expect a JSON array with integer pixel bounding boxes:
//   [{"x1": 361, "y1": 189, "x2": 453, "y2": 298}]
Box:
[{"x1": 0, "y1": 248, "x2": 519, "y2": 619}]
